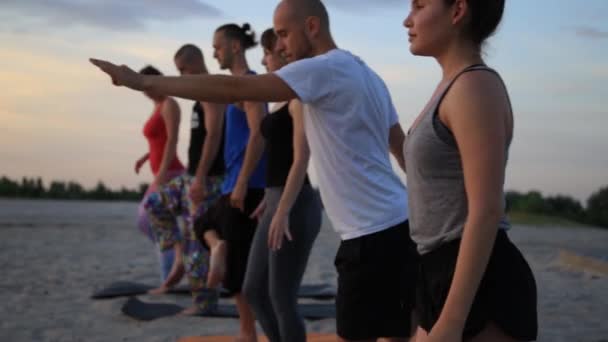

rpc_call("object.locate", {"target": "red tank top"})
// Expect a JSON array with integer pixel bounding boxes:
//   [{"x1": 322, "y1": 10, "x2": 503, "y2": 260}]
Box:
[{"x1": 143, "y1": 101, "x2": 184, "y2": 175}]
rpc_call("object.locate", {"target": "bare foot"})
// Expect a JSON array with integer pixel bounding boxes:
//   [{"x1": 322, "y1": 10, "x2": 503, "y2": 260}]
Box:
[
  {"x1": 148, "y1": 258, "x2": 185, "y2": 295},
  {"x1": 179, "y1": 306, "x2": 202, "y2": 316},
  {"x1": 164, "y1": 258, "x2": 185, "y2": 288},
  {"x1": 233, "y1": 334, "x2": 257, "y2": 342},
  {"x1": 207, "y1": 241, "x2": 227, "y2": 288},
  {"x1": 148, "y1": 285, "x2": 170, "y2": 295}
]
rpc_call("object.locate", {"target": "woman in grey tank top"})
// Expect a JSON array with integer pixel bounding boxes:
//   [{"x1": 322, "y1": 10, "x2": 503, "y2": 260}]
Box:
[{"x1": 403, "y1": 1, "x2": 537, "y2": 341}]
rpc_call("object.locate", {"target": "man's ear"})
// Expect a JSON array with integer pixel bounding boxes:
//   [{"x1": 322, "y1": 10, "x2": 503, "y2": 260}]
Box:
[
  {"x1": 304, "y1": 16, "x2": 321, "y2": 39},
  {"x1": 231, "y1": 40, "x2": 240, "y2": 54}
]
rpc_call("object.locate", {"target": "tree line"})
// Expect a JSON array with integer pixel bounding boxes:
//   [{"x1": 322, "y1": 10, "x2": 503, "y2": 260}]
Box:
[
  {"x1": 0, "y1": 176, "x2": 147, "y2": 201},
  {"x1": 1, "y1": 175, "x2": 607, "y2": 228},
  {"x1": 506, "y1": 187, "x2": 608, "y2": 228}
]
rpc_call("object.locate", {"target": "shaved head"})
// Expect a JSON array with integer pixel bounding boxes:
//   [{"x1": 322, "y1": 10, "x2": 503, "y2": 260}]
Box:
[
  {"x1": 273, "y1": 0, "x2": 335, "y2": 62},
  {"x1": 277, "y1": 0, "x2": 330, "y2": 30},
  {"x1": 174, "y1": 44, "x2": 204, "y2": 65},
  {"x1": 174, "y1": 44, "x2": 207, "y2": 75}
]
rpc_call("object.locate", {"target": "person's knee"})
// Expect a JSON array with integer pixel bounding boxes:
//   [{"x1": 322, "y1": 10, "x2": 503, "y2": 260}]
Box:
[{"x1": 269, "y1": 286, "x2": 297, "y2": 317}]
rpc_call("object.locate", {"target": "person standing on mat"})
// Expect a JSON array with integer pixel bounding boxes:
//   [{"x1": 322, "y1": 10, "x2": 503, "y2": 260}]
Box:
[
  {"x1": 134, "y1": 65, "x2": 185, "y2": 282},
  {"x1": 192, "y1": 23, "x2": 267, "y2": 342},
  {"x1": 402, "y1": 1, "x2": 538, "y2": 341},
  {"x1": 90, "y1": 1, "x2": 417, "y2": 341},
  {"x1": 144, "y1": 44, "x2": 226, "y2": 315},
  {"x1": 242, "y1": 28, "x2": 322, "y2": 342}
]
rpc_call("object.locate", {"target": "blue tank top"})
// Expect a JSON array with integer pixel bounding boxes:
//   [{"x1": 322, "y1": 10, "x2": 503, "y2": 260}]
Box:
[{"x1": 221, "y1": 83, "x2": 267, "y2": 194}]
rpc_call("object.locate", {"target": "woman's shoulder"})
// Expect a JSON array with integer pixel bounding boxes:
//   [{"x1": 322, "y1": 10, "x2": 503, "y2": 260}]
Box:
[
  {"x1": 448, "y1": 67, "x2": 508, "y2": 109},
  {"x1": 440, "y1": 66, "x2": 511, "y2": 132},
  {"x1": 161, "y1": 97, "x2": 180, "y2": 116}
]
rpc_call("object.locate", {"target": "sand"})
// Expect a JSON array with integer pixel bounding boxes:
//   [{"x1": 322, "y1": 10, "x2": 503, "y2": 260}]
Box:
[{"x1": 0, "y1": 199, "x2": 607, "y2": 341}]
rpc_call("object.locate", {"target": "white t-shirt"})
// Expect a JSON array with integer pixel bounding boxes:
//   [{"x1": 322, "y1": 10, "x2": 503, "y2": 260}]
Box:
[{"x1": 275, "y1": 49, "x2": 408, "y2": 240}]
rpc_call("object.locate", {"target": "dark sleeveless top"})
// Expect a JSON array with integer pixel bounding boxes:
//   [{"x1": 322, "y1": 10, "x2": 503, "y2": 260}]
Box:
[
  {"x1": 188, "y1": 102, "x2": 225, "y2": 177},
  {"x1": 260, "y1": 102, "x2": 309, "y2": 187},
  {"x1": 403, "y1": 64, "x2": 512, "y2": 255}
]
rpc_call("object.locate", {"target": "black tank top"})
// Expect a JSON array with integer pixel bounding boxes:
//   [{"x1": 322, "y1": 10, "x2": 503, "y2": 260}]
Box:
[
  {"x1": 188, "y1": 102, "x2": 225, "y2": 176},
  {"x1": 260, "y1": 102, "x2": 309, "y2": 187}
]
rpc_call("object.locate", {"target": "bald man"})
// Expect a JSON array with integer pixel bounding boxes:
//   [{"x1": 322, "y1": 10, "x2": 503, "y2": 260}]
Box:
[{"x1": 91, "y1": 1, "x2": 417, "y2": 341}]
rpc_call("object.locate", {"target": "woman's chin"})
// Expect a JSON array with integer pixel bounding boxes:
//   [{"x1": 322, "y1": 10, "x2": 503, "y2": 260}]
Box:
[{"x1": 409, "y1": 45, "x2": 430, "y2": 57}]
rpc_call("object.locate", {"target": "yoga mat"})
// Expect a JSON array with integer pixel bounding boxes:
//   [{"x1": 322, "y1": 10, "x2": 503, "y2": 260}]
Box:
[
  {"x1": 177, "y1": 333, "x2": 337, "y2": 342},
  {"x1": 121, "y1": 297, "x2": 335, "y2": 321},
  {"x1": 91, "y1": 281, "x2": 189, "y2": 299},
  {"x1": 92, "y1": 281, "x2": 335, "y2": 300}
]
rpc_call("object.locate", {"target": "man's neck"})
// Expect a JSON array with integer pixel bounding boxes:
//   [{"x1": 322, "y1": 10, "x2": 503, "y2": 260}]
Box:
[
  {"x1": 311, "y1": 36, "x2": 338, "y2": 57},
  {"x1": 229, "y1": 55, "x2": 250, "y2": 75}
]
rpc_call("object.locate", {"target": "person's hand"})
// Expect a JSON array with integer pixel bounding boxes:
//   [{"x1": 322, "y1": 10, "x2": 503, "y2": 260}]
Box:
[
  {"x1": 249, "y1": 198, "x2": 266, "y2": 221},
  {"x1": 230, "y1": 182, "x2": 247, "y2": 212},
  {"x1": 189, "y1": 177, "x2": 207, "y2": 207},
  {"x1": 418, "y1": 320, "x2": 462, "y2": 342},
  {"x1": 89, "y1": 58, "x2": 145, "y2": 91},
  {"x1": 268, "y1": 212, "x2": 292, "y2": 251},
  {"x1": 154, "y1": 173, "x2": 168, "y2": 187},
  {"x1": 134, "y1": 158, "x2": 146, "y2": 174}
]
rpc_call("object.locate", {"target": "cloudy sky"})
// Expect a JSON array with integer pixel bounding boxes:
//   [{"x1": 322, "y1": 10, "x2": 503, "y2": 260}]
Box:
[{"x1": 1, "y1": 0, "x2": 607, "y2": 202}]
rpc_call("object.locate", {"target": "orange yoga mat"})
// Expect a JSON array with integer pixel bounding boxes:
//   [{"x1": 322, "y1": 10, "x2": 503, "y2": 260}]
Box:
[{"x1": 177, "y1": 334, "x2": 336, "y2": 342}]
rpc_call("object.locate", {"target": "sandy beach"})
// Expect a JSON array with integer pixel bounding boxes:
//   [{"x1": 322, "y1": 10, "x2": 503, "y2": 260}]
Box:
[{"x1": 0, "y1": 198, "x2": 607, "y2": 342}]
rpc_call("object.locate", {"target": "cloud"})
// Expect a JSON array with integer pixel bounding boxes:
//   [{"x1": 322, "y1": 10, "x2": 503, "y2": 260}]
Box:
[
  {"x1": 573, "y1": 26, "x2": 608, "y2": 39},
  {"x1": 0, "y1": 0, "x2": 222, "y2": 32}
]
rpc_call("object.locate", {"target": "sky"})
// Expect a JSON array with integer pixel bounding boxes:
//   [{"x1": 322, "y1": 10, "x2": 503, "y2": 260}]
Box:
[{"x1": 1, "y1": 0, "x2": 607, "y2": 203}]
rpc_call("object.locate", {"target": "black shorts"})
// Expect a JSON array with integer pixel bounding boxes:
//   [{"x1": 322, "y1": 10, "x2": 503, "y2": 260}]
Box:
[
  {"x1": 416, "y1": 229, "x2": 538, "y2": 340},
  {"x1": 334, "y1": 220, "x2": 418, "y2": 340},
  {"x1": 194, "y1": 188, "x2": 265, "y2": 295}
]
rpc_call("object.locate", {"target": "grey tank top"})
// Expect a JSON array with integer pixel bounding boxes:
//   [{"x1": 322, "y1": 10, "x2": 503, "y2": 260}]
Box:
[{"x1": 403, "y1": 64, "x2": 511, "y2": 255}]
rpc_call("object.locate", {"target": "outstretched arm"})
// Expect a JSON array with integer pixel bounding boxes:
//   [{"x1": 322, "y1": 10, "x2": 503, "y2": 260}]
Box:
[{"x1": 90, "y1": 59, "x2": 297, "y2": 103}]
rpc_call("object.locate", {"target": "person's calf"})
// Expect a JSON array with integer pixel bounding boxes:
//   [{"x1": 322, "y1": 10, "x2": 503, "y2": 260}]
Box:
[
  {"x1": 149, "y1": 247, "x2": 185, "y2": 294},
  {"x1": 235, "y1": 293, "x2": 258, "y2": 342},
  {"x1": 207, "y1": 239, "x2": 227, "y2": 288}
]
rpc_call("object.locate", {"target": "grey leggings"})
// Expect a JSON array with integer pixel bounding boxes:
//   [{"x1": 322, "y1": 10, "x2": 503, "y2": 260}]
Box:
[{"x1": 242, "y1": 184, "x2": 322, "y2": 342}]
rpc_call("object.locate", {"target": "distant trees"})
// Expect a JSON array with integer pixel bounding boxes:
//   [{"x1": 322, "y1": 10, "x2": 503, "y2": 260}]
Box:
[
  {"x1": 506, "y1": 188, "x2": 608, "y2": 228},
  {"x1": 0, "y1": 176, "x2": 146, "y2": 201},
  {"x1": 2, "y1": 175, "x2": 607, "y2": 228},
  {"x1": 586, "y1": 186, "x2": 608, "y2": 228}
]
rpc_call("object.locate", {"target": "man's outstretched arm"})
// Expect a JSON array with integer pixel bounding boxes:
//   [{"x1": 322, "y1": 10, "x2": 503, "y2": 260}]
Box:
[{"x1": 89, "y1": 58, "x2": 298, "y2": 104}]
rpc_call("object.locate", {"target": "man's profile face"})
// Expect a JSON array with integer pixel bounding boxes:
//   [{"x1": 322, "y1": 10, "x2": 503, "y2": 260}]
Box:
[
  {"x1": 213, "y1": 31, "x2": 234, "y2": 70},
  {"x1": 273, "y1": 3, "x2": 313, "y2": 62}
]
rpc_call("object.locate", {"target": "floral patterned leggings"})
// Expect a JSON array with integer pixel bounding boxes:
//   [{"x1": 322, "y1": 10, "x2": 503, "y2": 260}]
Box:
[{"x1": 144, "y1": 174, "x2": 224, "y2": 312}]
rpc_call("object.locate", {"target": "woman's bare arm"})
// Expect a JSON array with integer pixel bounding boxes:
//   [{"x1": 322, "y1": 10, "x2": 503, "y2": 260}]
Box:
[
  {"x1": 431, "y1": 71, "x2": 511, "y2": 336},
  {"x1": 268, "y1": 100, "x2": 312, "y2": 250},
  {"x1": 156, "y1": 98, "x2": 181, "y2": 184}
]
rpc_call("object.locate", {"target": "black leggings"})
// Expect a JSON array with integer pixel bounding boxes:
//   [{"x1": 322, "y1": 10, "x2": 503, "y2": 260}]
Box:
[{"x1": 242, "y1": 184, "x2": 322, "y2": 342}]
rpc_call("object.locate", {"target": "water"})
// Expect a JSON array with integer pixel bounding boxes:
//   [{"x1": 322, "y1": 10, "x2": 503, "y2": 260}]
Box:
[{"x1": 0, "y1": 198, "x2": 138, "y2": 228}]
